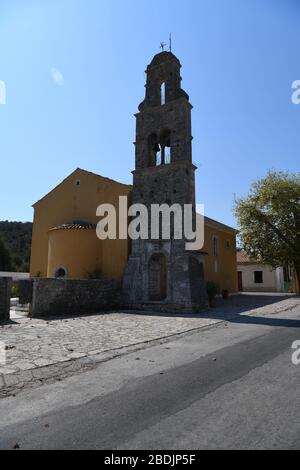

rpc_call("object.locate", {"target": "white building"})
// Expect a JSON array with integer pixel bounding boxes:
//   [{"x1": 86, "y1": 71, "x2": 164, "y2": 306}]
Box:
[
  {"x1": 0, "y1": 272, "x2": 29, "y2": 282},
  {"x1": 237, "y1": 251, "x2": 292, "y2": 293}
]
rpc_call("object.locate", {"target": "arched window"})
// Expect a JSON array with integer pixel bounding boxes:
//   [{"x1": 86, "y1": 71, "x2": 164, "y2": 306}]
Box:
[
  {"x1": 159, "y1": 128, "x2": 171, "y2": 164},
  {"x1": 148, "y1": 129, "x2": 171, "y2": 167},
  {"x1": 160, "y1": 82, "x2": 166, "y2": 105},
  {"x1": 54, "y1": 266, "x2": 67, "y2": 279},
  {"x1": 159, "y1": 129, "x2": 171, "y2": 165},
  {"x1": 212, "y1": 236, "x2": 219, "y2": 257}
]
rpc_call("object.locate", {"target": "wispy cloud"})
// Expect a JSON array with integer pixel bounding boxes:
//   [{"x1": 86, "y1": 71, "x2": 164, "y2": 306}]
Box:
[
  {"x1": 0, "y1": 80, "x2": 6, "y2": 104},
  {"x1": 51, "y1": 67, "x2": 64, "y2": 86}
]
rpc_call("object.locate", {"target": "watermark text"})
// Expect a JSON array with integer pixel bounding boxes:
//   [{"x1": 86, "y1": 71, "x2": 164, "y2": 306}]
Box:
[
  {"x1": 292, "y1": 340, "x2": 300, "y2": 365},
  {"x1": 291, "y1": 80, "x2": 300, "y2": 105},
  {"x1": 96, "y1": 197, "x2": 205, "y2": 251}
]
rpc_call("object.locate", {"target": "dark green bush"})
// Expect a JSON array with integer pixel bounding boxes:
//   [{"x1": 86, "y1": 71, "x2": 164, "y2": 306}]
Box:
[
  {"x1": 11, "y1": 285, "x2": 20, "y2": 298},
  {"x1": 206, "y1": 281, "x2": 221, "y2": 307}
]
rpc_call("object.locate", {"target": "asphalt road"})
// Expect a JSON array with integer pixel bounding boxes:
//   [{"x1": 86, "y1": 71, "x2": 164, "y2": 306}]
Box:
[{"x1": 0, "y1": 305, "x2": 300, "y2": 450}]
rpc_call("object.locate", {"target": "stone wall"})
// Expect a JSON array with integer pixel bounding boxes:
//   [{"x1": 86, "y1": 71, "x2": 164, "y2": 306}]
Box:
[
  {"x1": 31, "y1": 278, "x2": 121, "y2": 317},
  {"x1": 0, "y1": 277, "x2": 12, "y2": 321},
  {"x1": 18, "y1": 279, "x2": 34, "y2": 304}
]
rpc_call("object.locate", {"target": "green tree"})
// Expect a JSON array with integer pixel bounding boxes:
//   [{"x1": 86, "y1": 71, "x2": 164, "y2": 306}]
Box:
[
  {"x1": 234, "y1": 171, "x2": 300, "y2": 293},
  {"x1": 0, "y1": 236, "x2": 12, "y2": 271},
  {"x1": 12, "y1": 254, "x2": 23, "y2": 269},
  {"x1": 0, "y1": 220, "x2": 32, "y2": 272}
]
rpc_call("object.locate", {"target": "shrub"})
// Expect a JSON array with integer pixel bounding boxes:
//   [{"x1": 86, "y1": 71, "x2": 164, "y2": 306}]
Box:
[
  {"x1": 222, "y1": 289, "x2": 229, "y2": 299},
  {"x1": 206, "y1": 281, "x2": 220, "y2": 307},
  {"x1": 11, "y1": 285, "x2": 20, "y2": 298}
]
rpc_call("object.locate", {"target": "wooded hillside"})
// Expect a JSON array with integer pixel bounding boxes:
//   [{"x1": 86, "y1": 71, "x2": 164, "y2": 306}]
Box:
[{"x1": 0, "y1": 221, "x2": 32, "y2": 272}]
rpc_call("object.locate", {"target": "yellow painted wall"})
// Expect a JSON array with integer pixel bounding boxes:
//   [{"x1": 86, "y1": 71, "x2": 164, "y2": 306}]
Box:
[
  {"x1": 30, "y1": 168, "x2": 132, "y2": 280},
  {"x1": 30, "y1": 169, "x2": 238, "y2": 289},
  {"x1": 292, "y1": 272, "x2": 299, "y2": 294},
  {"x1": 202, "y1": 218, "x2": 238, "y2": 293},
  {"x1": 47, "y1": 228, "x2": 102, "y2": 279}
]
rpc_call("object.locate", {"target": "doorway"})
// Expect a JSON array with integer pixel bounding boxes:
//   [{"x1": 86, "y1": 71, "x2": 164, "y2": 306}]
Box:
[{"x1": 148, "y1": 253, "x2": 167, "y2": 301}]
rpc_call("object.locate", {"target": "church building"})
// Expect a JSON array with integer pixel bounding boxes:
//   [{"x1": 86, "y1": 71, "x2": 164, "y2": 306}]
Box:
[{"x1": 30, "y1": 51, "x2": 238, "y2": 309}]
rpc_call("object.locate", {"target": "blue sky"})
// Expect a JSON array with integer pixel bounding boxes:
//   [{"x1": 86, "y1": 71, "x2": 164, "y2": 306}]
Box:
[{"x1": 0, "y1": 0, "x2": 299, "y2": 227}]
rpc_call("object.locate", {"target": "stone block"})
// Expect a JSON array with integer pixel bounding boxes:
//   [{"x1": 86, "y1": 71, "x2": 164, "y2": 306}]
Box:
[{"x1": 31, "y1": 278, "x2": 122, "y2": 317}]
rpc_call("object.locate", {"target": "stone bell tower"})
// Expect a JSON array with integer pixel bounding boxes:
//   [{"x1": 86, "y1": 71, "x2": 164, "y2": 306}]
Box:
[{"x1": 123, "y1": 51, "x2": 208, "y2": 311}]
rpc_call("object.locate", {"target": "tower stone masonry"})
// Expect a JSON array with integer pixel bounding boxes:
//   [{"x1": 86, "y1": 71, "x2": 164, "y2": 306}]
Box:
[{"x1": 123, "y1": 51, "x2": 208, "y2": 311}]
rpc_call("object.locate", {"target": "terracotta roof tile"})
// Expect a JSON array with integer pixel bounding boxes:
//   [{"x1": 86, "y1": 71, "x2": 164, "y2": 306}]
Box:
[
  {"x1": 237, "y1": 250, "x2": 258, "y2": 264},
  {"x1": 49, "y1": 221, "x2": 97, "y2": 231}
]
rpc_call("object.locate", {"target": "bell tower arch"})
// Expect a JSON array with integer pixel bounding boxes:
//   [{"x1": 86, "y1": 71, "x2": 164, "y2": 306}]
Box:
[{"x1": 135, "y1": 51, "x2": 193, "y2": 170}]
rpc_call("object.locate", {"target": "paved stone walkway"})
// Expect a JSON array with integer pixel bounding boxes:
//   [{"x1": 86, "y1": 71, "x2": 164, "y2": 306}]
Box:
[{"x1": 0, "y1": 293, "x2": 299, "y2": 397}]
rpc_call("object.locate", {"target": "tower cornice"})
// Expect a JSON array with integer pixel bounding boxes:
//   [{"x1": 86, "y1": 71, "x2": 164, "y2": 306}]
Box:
[
  {"x1": 135, "y1": 97, "x2": 193, "y2": 117},
  {"x1": 132, "y1": 160, "x2": 198, "y2": 176}
]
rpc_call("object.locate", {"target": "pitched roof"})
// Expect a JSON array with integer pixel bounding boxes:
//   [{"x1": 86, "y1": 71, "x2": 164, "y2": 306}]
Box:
[
  {"x1": 237, "y1": 250, "x2": 260, "y2": 264},
  {"x1": 149, "y1": 51, "x2": 180, "y2": 68},
  {"x1": 203, "y1": 215, "x2": 238, "y2": 234},
  {"x1": 33, "y1": 168, "x2": 239, "y2": 239},
  {"x1": 33, "y1": 168, "x2": 132, "y2": 207}
]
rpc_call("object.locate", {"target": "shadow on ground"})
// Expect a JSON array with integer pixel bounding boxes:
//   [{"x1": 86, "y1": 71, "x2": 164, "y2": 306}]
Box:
[
  {"x1": 25, "y1": 293, "x2": 300, "y2": 329},
  {"x1": 128, "y1": 293, "x2": 300, "y2": 329},
  {"x1": 0, "y1": 319, "x2": 19, "y2": 326}
]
